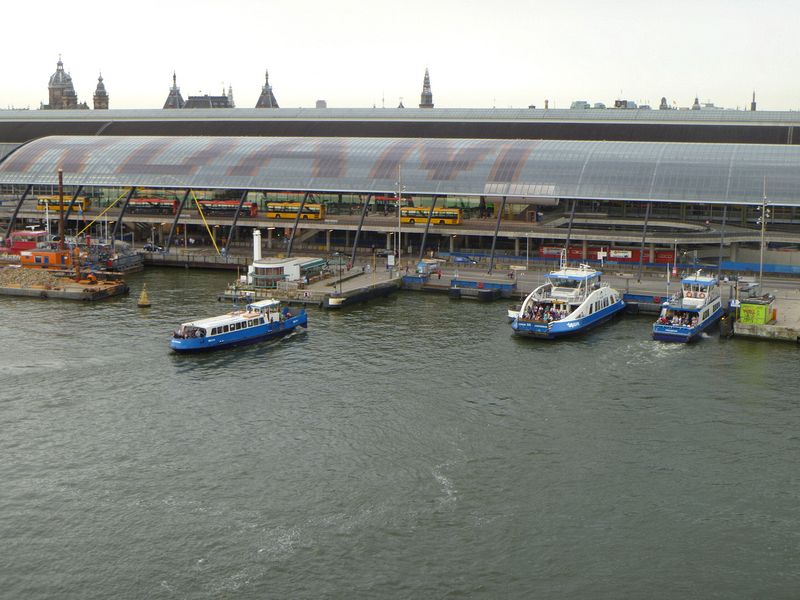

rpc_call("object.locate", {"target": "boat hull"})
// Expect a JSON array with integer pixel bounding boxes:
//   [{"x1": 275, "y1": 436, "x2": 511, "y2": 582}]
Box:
[
  {"x1": 170, "y1": 311, "x2": 307, "y2": 353},
  {"x1": 512, "y1": 299, "x2": 625, "y2": 339},
  {"x1": 652, "y1": 306, "x2": 723, "y2": 343}
]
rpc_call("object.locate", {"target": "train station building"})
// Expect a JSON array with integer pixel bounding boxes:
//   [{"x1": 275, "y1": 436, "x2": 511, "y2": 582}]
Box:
[{"x1": 2, "y1": 129, "x2": 800, "y2": 273}]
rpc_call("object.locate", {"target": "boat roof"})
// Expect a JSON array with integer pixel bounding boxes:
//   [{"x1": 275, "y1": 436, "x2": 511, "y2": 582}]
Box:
[
  {"x1": 182, "y1": 311, "x2": 253, "y2": 328},
  {"x1": 247, "y1": 298, "x2": 280, "y2": 310},
  {"x1": 681, "y1": 272, "x2": 717, "y2": 286},
  {"x1": 547, "y1": 266, "x2": 601, "y2": 281}
]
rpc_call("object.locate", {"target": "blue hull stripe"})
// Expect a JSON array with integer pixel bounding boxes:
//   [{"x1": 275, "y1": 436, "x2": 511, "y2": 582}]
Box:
[{"x1": 512, "y1": 300, "x2": 625, "y2": 339}]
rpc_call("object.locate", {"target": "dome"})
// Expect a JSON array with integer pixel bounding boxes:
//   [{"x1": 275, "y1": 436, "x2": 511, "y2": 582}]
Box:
[{"x1": 48, "y1": 57, "x2": 75, "y2": 90}]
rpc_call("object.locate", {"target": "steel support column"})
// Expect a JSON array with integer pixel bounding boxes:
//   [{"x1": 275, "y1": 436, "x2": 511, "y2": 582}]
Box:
[
  {"x1": 636, "y1": 202, "x2": 651, "y2": 282},
  {"x1": 417, "y1": 196, "x2": 439, "y2": 261},
  {"x1": 4, "y1": 185, "x2": 32, "y2": 237},
  {"x1": 165, "y1": 189, "x2": 192, "y2": 251},
  {"x1": 487, "y1": 196, "x2": 507, "y2": 274},
  {"x1": 111, "y1": 187, "x2": 137, "y2": 242},
  {"x1": 285, "y1": 192, "x2": 310, "y2": 258},
  {"x1": 63, "y1": 185, "x2": 85, "y2": 221},
  {"x1": 717, "y1": 204, "x2": 728, "y2": 279},
  {"x1": 224, "y1": 190, "x2": 249, "y2": 255},
  {"x1": 349, "y1": 194, "x2": 372, "y2": 265},
  {"x1": 563, "y1": 199, "x2": 577, "y2": 254}
]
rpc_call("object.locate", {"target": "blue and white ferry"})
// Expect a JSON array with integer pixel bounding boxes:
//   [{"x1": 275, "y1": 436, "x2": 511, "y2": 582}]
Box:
[
  {"x1": 511, "y1": 261, "x2": 625, "y2": 339},
  {"x1": 652, "y1": 270, "x2": 723, "y2": 343},
  {"x1": 170, "y1": 299, "x2": 307, "y2": 353}
]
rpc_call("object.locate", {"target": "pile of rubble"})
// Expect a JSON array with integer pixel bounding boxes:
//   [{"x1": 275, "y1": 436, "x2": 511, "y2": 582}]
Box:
[{"x1": 0, "y1": 267, "x2": 62, "y2": 288}]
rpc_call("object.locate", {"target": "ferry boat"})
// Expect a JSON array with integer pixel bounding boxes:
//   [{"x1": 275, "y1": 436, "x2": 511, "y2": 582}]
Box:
[
  {"x1": 511, "y1": 261, "x2": 625, "y2": 339},
  {"x1": 652, "y1": 270, "x2": 723, "y2": 343},
  {"x1": 170, "y1": 299, "x2": 307, "y2": 353}
]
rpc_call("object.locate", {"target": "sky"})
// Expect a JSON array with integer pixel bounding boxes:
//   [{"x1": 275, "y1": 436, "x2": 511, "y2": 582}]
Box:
[{"x1": 3, "y1": 0, "x2": 799, "y2": 111}]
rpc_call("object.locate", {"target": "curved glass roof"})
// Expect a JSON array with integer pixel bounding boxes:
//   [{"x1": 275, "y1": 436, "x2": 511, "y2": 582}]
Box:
[
  {"x1": 2, "y1": 135, "x2": 800, "y2": 206},
  {"x1": 3, "y1": 107, "x2": 800, "y2": 125}
]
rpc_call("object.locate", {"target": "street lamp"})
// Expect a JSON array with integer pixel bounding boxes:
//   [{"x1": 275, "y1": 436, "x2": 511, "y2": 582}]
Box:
[{"x1": 757, "y1": 185, "x2": 770, "y2": 292}]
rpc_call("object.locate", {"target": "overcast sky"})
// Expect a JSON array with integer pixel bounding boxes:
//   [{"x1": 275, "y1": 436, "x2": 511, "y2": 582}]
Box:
[{"x1": 3, "y1": 0, "x2": 799, "y2": 111}]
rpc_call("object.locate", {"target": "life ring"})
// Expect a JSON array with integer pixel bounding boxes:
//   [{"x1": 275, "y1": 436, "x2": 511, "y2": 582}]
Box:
[
  {"x1": 699, "y1": 292, "x2": 706, "y2": 299},
  {"x1": 686, "y1": 291, "x2": 693, "y2": 298}
]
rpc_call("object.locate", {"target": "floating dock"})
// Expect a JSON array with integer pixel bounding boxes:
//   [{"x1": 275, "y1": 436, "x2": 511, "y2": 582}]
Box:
[{"x1": 218, "y1": 269, "x2": 402, "y2": 309}]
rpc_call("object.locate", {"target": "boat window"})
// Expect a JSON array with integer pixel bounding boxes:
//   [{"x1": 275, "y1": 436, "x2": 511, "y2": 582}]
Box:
[{"x1": 223, "y1": 325, "x2": 229, "y2": 333}]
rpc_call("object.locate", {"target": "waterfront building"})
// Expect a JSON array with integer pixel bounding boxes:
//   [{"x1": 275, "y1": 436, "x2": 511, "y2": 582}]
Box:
[
  {"x1": 93, "y1": 74, "x2": 109, "y2": 110},
  {"x1": 41, "y1": 56, "x2": 88, "y2": 110},
  {"x1": 419, "y1": 68, "x2": 433, "y2": 108},
  {"x1": 163, "y1": 72, "x2": 184, "y2": 109},
  {"x1": 255, "y1": 70, "x2": 279, "y2": 108}
]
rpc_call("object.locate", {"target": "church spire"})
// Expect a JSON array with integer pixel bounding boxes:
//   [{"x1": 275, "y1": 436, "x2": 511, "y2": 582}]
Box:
[
  {"x1": 419, "y1": 68, "x2": 434, "y2": 108},
  {"x1": 163, "y1": 71, "x2": 185, "y2": 109},
  {"x1": 750, "y1": 91, "x2": 757, "y2": 112},
  {"x1": 93, "y1": 72, "x2": 109, "y2": 109},
  {"x1": 255, "y1": 68, "x2": 279, "y2": 108}
]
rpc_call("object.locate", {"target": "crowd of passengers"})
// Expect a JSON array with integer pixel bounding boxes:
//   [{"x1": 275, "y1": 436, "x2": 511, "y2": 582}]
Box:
[
  {"x1": 657, "y1": 311, "x2": 699, "y2": 327},
  {"x1": 521, "y1": 302, "x2": 568, "y2": 322}
]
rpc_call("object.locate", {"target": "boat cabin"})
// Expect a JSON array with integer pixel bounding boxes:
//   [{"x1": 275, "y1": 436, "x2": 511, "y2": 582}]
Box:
[{"x1": 546, "y1": 266, "x2": 601, "y2": 302}]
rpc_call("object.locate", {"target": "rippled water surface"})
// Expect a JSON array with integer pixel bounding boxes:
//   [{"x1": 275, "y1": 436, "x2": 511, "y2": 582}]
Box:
[{"x1": 2, "y1": 268, "x2": 799, "y2": 599}]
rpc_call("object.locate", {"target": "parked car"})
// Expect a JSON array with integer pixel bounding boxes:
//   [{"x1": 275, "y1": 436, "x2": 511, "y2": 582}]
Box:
[{"x1": 142, "y1": 243, "x2": 164, "y2": 252}]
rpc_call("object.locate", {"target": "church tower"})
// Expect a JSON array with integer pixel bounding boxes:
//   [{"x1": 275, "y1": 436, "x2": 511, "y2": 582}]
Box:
[
  {"x1": 163, "y1": 71, "x2": 185, "y2": 109},
  {"x1": 93, "y1": 73, "x2": 109, "y2": 109},
  {"x1": 419, "y1": 68, "x2": 434, "y2": 108},
  {"x1": 750, "y1": 91, "x2": 757, "y2": 112},
  {"x1": 44, "y1": 56, "x2": 81, "y2": 109},
  {"x1": 255, "y1": 69, "x2": 279, "y2": 108}
]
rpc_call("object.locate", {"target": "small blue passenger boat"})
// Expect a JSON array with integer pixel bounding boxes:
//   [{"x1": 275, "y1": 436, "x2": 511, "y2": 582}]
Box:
[
  {"x1": 511, "y1": 260, "x2": 625, "y2": 339},
  {"x1": 170, "y1": 299, "x2": 307, "y2": 353},
  {"x1": 652, "y1": 270, "x2": 723, "y2": 343}
]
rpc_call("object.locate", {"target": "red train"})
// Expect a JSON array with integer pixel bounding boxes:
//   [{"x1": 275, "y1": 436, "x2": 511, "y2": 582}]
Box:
[
  {"x1": 196, "y1": 199, "x2": 258, "y2": 217},
  {"x1": 539, "y1": 245, "x2": 677, "y2": 264},
  {"x1": 126, "y1": 198, "x2": 259, "y2": 218},
  {"x1": 128, "y1": 198, "x2": 180, "y2": 214}
]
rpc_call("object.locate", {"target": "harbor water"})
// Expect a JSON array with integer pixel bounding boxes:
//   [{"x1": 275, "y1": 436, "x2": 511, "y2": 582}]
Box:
[{"x1": 1, "y1": 268, "x2": 799, "y2": 599}]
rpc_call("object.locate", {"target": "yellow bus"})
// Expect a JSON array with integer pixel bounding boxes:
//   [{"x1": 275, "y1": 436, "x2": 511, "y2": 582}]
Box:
[
  {"x1": 265, "y1": 202, "x2": 326, "y2": 220},
  {"x1": 36, "y1": 196, "x2": 91, "y2": 212},
  {"x1": 400, "y1": 206, "x2": 462, "y2": 225}
]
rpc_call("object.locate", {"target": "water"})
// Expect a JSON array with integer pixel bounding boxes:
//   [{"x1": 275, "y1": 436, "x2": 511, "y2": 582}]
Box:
[{"x1": 2, "y1": 268, "x2": 799, "y2": 599}]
